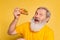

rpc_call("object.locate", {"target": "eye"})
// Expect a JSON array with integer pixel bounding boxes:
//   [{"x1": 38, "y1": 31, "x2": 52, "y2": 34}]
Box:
[{"x1": 35, "y1": 12, "x2": 38, "y2": 15}]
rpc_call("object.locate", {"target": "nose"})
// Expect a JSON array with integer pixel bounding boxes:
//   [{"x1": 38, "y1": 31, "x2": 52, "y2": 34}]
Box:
[{"x1": 35, "y1": 14, "x2": 39, "y2": 18}]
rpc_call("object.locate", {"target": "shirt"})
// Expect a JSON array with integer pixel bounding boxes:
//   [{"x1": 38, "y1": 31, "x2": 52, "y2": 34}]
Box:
[{"x1": 15, "y1": 22, "x2": 54, "y2": 40}]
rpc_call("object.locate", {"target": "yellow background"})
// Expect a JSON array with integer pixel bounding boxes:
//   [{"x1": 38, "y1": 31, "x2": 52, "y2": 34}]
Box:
[{"x1": 0, "y1": 0, "x2": 60, "y2": 40}]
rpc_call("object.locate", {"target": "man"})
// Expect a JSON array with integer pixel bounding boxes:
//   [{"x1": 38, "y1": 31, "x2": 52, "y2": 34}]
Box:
[{"x1": 8, "y1": 7, "x2": 54, "y2": 40}]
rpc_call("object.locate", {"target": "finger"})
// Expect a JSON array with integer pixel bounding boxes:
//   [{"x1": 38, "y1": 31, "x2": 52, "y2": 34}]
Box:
[{"x1": 14, "y1": 8, "x2": 20, "y2": 12}]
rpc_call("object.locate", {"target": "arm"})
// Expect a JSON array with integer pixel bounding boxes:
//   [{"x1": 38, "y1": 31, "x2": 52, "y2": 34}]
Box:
[{"x1": 8, "y1": 8, "x2": 21, "y2": 35}]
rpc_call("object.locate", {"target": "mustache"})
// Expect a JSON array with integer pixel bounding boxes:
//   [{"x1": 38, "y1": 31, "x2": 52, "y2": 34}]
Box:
[{"x1": 33, "y1": 18, "x2": 39, "y2": 22}]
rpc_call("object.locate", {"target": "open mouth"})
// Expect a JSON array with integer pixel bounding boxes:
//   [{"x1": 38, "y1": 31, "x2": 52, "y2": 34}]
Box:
[
  {"x1": 17, "y1": 14, "x2": 20, "y2": 16},
  {"x1": 34, "y1": 19, "x2": 39, "y2": 22}
]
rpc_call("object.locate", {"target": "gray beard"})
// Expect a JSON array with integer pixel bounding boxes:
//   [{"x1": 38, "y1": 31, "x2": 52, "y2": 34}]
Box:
[{"x1": 30, "y1": 19, "x2": 46, "y2": 32}]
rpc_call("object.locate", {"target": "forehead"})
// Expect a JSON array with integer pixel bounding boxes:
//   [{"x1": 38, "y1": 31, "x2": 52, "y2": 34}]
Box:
[{"x1": 37, "y1": 9, "x2": 46, "y2": 14}]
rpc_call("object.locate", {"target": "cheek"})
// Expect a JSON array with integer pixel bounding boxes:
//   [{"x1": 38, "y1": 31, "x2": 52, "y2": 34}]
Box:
[
  {"x1": 33, "y1": 16, "x2": 35, "y2": 19},
  {"x1": 39, "y1": 16, "x2": 46, "y2": 20}
]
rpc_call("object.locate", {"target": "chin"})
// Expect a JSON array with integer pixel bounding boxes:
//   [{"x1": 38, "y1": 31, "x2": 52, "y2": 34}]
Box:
[{"x1": 30, "y1": 20, "x2": 41, "y2": 32}]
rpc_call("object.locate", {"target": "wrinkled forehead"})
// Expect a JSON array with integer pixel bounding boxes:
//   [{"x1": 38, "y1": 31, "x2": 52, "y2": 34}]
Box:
[{"x1": 37, "y1": 9, "x2": 46, "y2": 14}]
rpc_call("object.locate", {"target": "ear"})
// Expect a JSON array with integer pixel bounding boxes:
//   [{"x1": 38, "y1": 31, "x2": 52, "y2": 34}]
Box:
[{"x1": 46, "y1": 17, "x2": 50, "y2": 22}]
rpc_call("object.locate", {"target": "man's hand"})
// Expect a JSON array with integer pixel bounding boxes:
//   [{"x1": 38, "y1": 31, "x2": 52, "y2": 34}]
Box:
[
  {"x1": 17, "y1": 38, "x2": 25, "y2": 40},
  {"x1": 14, "y1": 8, "x2": 28, "y2": 19},
  {"x1": 14, "y1": 8, "x2": 21, "y2": 19}
]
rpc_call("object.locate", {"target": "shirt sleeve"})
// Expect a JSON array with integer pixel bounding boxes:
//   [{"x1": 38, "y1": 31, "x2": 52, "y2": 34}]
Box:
[
  {"x1": 44, "y1": 30, "x2": 54, "y2": 40},
  {"x1": 15, "y1": 24, "x2": 24, "y2": 36},
  {"x1": 47, "y1": 30, "x2": 54, "y2": 40}
]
